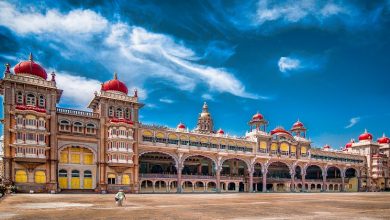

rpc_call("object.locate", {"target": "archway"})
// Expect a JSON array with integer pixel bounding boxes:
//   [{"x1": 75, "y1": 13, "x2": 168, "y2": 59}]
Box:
[
  {"x1": 253, "y1": 163, "x2": 263, "y2": 192},
  {"x1": 140, "y1": 180, "x2": 153, "y2": 192},
  {"x1": 139, "y1": 152, "x2": 177, "y2": 175},
  {"x1": 228, "y1": 182, "x2": 236, "y2": 191},
  {"x1": 182, "y1": 155, "x2": 216, "y2": 176},
  {"x1": 194, "y1": 181, "x2": 205, "y2": 192},
  {"x1": 221, "y1": 158, "x2": 248, "y2": 177},
  {"x1": 182, "y1": 181, "x2": 193, "y2": 192},
  {"x1": 155, "y1": 180, "x2": 167, "y2": 192},
  {"x1": 239, "y1": 182, "x2": 245, "y2": 192},
  {"x1": 267, "y1": 162, "x2": 291, "y2": 192},
  {"x1": 305, "y1": 165, "x2": 323, "y2": 180},
  {"x1": 207, "y1": 182, "x2": 217, "y2": 192},
  {"x1": 345, "y1": 167, "x2": 358, "y2": 192}
]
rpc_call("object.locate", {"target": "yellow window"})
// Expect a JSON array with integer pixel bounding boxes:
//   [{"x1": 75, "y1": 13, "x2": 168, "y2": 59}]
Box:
[
  {"x1": 142, "y1": 130, "x2": 153, "y2": 137},
  {"x1": 71, "y1": 178, "x2": 80, "y2": 189},
  {"x1": 70, "y1": 147, "x2": 81, "y2": 152},
  {"x1": 271, "y1": 143, "x2": 278, "y2": 151},
  {"x1": 84, "y1": 178, "x2": 92, "y2": 189},
  {"x1": 15, "y1": 170, "x2": 27, "y2": 183},
  {"x1": 189, "y1": 136, "x2": 198, "y2": 142},
  {"x1": 122, "y1": 174, "x2": 130, "y2": 185},
  {"x1": 291, "y1": 145, "x2": 297, "y2": 153},
  {"x1": 260, "y1": 141, "x2": 267, "y2": 149},
  {"x1": 280, "y1": 143, "x2": 289, "y2": 151},
  {"x1": 156, "y1": 132, "x2": 165, "y2": 138},
  {"x1": 168, "y1": 134, "x2": 178, "y2": 140},
  {"x1": 83, "y1": 154, "x2": 93, "y2": 165},
  {"x1": 70, "y1": 154, "x2": 80, "y2": 164},
  {"x1": 301, "y1": 147, "x2": 307, "y2": 154},
  {"x1": 60, "y1": 152, "x2": 68, "y2": 163},
  {"x1": 59, "y1": 177, "x2": 67, "y2": 189},
  {"x1": 34, "y1": 171, "x2": 46, "y2": 184}
]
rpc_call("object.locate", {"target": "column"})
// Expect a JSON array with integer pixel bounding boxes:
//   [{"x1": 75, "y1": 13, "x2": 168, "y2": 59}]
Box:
[
  {"x1": 249, "y1": 171, "x2": 254, "y2": 193},
  {"x1": 177, "y1": 166, "x2": 183, "y2": 193},
  {"x1": 262, "y1": 174, "x2": 267, "y2": 192},
  {"x1": 290, "y1": 169, "x2": 295, "y2": 192},
  {"x1": 384, "y1": 178, "x2": 389, "y2": 190},
  {"x1": 322, "y1": 171, "x2": 327, "y2": 192},
  {"x1": 301, "y1": 173, "x2": 306, "y2": 191},
  {"x1": 216, "y1": 169, "x2": 221, "y2": 193},
  {"x1": 357, "y1": 177, "x2": 362, "y2": 192},
  {"x1": 341, "y1": 174, "x2": 345, "y2": 192}
]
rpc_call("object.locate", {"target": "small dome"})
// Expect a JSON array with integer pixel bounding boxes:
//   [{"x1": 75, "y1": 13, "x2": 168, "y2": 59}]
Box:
[
  {"x1": 359, "y1": 129, "x2": 373, "y2": 141},
  {"x1": 13, "y1": 53, "x2": 47, "y2": 79},
  {"x1": 217, "y1": 128, "x2": 224, "y2": 134},
  {"x1": 177, "y1": 122, "x2": 186, "y2": 129},
  {"x1": 292, "y1": 120, "x2": 304, "y2": 128},
  {"x1": 252, "y1": 112, "x2": 264, "y2": 120},
  {"x1": 323, "y1": 144, "x2": 331, "y2": 149},
  {"x1": 345, "y1": 139, "x2": 354, "y2": 148},
  {"x1": 271, "y1": 127, "x2": 292, "y2": 136},
  {"x1": 101, "y1": 73, "x2": 128, "y2": 94},
  {"x1": 378, "y1": 134, "x2": 390, "y2": 144}
]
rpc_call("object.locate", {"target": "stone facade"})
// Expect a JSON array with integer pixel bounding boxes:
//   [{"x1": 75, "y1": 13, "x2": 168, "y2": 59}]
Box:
[{"x1": 0, "y1": 54, "x2": 389, "y2": 193}]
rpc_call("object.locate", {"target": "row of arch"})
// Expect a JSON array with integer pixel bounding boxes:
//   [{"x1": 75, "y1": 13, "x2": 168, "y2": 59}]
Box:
[{"x1": 15, "y1": 91, "x2": 46, "y2": 108}]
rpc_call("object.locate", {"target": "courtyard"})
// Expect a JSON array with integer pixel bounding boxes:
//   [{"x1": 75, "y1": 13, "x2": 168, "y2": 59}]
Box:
[{"x1": 0, "y1": 193, "x2": 389, "y2": 219}]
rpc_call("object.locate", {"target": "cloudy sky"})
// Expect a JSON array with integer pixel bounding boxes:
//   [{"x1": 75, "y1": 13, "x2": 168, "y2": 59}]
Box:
[{"x1": 0, "y1": 0, "x2": 390, "y2": 149}]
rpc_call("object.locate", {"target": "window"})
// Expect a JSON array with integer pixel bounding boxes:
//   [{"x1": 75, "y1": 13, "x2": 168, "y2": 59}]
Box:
[
  {"x1": 16, "y1": 92, "x2": 23, "y2": 104},
  {"x1": 122, "y1": 174, "x2": 130, "y2": 185},
  {"x1": 26, "y1": 93, "x2": 36, "y2": 106},
  {"x1": 108, "y1": 106, "x2": 114, "y2": 117},
  {"x1": 16, "y1": 132, "x2": 24, "y2": 142},
  {"x1": 16, "y1": 116, "x2": 24, "y2": 126},
  {"x1": 59, "y1": 120, "x2": 70, "y2": 132},
  {"x1": 86, "y1": 123, "x2": 96, "y2": 134},
  {"x1": 73, "y1": 122, "x2": 83, "y2": 133},
  {"x1": 60, "y1": 151, "x2": 68, "y2": 163},
  {"x1": 71, "y1": 170, "x2": 80, "y2": 177},
  {"x1": 26, "y1": 133, "x2": 36, "y2": 142},
  {"x1": 108, "y1": 174, "x2": 116, "y2": 184},
  {"x1": 38, "y1": 119, "x2": 45, "y2": 129},
  {"x1": 84, "y1": 170, "x2": 92, "y2": 178},
  {"x1": 35, "y1": 171, "x2": 46, "y2": 184},
  {"x1": 38, "y1": 95, "x2": 45, "y2": 108},
  {"x1": 15, "y1": 170, "x2": 28, "y2": 183},
  {"x1": 38, "y1": 134, "x2": 45, "y2": 144},
  {"x1": 116, "y1": 108, "x2": 123, "y2": 118},
  {"x1": 59, "y1": 169, "x2": 67, "y2": 177},
  {"x1": 125, "y1": 108, "x2": 131, "y2": 119}
]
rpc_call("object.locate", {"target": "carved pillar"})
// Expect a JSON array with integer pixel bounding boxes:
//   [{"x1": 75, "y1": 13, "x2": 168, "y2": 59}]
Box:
[
  {"x1": 357, "y1": 177, "x2": 362, "y2": 192},
  {"x1": 322, "y1": 170, "x2": 327, "y2": 192},
  {"x1": 301, "y1": 172, "x2": 306, "y2": 191},
  {"x1": 216, "y1": 169, "x2": 221, "y2": 193},
  {"x1": 249, "y1": 169, "x2": 254, "y2": 193},
  {"x1": 341, "y1": 172, "x2": 345, "y2": 192},
  {"x1": 262, "y1": 172, "x2": 267, "y2": 192},
  {"x1": 177, "y1": 165, "x2": 183, "y2": 193},
  {"x1": 290, "y1": 169, "x2": 295, "y2": 192}
]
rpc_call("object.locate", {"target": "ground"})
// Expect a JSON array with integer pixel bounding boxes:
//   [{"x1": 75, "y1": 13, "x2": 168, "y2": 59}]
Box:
[{"x1": 0, "y1": 193, "x2": 389, "y2": 220}]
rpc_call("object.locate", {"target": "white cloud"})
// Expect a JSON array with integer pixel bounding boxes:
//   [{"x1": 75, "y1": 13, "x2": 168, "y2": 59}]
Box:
[
  {"x1": 0, "y1": 2, "x2": 261, "y2": 108},
  {"x1": 159, "y1": 98, "x2": 174, "y2": 104},
  {"x1": 255, "y1": 0, "x2": 350, "y2": 25},
  {"x1": 278, "y1": 57, "x2": 300, "y2": 72},
  {"x1": 345, "y1": 117, "x2": 360, "y2": 129},
  {"x1": 54, "y1": 71, "x2": 101, "y2": 108},
  {"x1": 202, "y1": 93, "x2": 214, "y2": 101},
  {"x1": 0, "y1": 2, "x2": 108, "y2": 35}
]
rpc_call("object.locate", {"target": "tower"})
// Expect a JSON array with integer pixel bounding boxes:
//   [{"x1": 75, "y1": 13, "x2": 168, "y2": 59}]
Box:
[
  {"x1": 0, "y1": 53, "x2": 62, "y2": 192},
  {"x1": 194, "y1": 102, "x2": 214, "y2": 134},
  {"x1": 88, "y1": 73, "x2": 143, "y2": 193},
  {"x1": 291, "y1": 120, "x2": 307, "y2": 138}
]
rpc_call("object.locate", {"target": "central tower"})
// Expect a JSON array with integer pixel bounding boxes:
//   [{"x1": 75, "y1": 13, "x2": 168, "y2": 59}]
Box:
[{"x1": 194, "y1": 102, "x2": 214, "y2": 134}]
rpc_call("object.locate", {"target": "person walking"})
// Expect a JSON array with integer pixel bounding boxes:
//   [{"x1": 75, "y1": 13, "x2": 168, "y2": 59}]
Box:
[{"x1": 115, "y1": 189, "x2": 126, "y2": 206}]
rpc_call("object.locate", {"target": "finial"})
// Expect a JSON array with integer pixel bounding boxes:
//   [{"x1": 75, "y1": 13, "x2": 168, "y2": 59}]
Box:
[
  {"x1": 383, "y1": 133, "x2": 386, "y2": 137},
  {"x1": 114, "y1": 72, "x2": 118, "y2": 80},
  {"x1": 29, "y1": 52, "x2": 33, "y2": 61},
  {"x1": 364, "y1": 128, "x2": 368, "y2": 133},
  {"x1": 4, "y1": 63, "x2": 10, "y2": 74},
  {"x1": 51, "y1": 71, "x2": 56, "y2": 82},
  {"x1": 134, "y1": 88, "x2": 138, "y2": 97}
]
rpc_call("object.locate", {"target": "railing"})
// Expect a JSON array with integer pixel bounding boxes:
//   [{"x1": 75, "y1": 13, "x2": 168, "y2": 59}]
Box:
[
  {"x1": 56, "y1": 107, "x2": 99, "y2": 118},
  {"x1": 140, "y1": 174, "x2": 177, "y2": 179}
]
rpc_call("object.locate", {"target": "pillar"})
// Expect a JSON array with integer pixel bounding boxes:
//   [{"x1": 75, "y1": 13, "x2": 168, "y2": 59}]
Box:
[
  {"x1": 301, "y1": 173, "x2": 306, "y2": 191},
  {"x1": 262, "y1": 174, "x2": 266, "y2": 192},
  {"x1": 177, "y1": 166, "x2": 183, "y2": 193},
  {"x1": 341, "y1": 173, "x2": 345, "y2": 192},
  {"x1": 249, "y1": 171, "x2": 253, "y2": 192},
  {"x1": 357, "y1": 177, "x2": 362, "y2": 192},
  {"x1": 322, "y1": 171, "x2": 327, "y2": 192},
  {"x1": 290, "y1": 176, "x2": 295, "y2": 192},
  {"x1": 385, "y1": 178, "x2": 389, "y2": 190},
  {"x1": 216, "y1": 169, "x2": 221, "y2": 193}
]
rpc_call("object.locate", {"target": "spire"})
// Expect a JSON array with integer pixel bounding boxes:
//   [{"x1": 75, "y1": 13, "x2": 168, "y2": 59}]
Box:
[
  {"x1": 29, "y1": 52, "x2": 33, "y2": 61},
  {"x1": 202, "y1": 102, "x2": 208, "y2": 113},
  {"x1": 51, "y1": 71, "x2": 56, "y2": 82},
  {"x1": 364, "y1": 128, "x2": 368, "y2": 133},
  {"x1": 4, "y1": 63, "x2": 10, "y2": 74},
  {"x1": 134, "y1": 88, "x2": 138, "y2": 97},
  {"x1": 114, "y1": 72, "x2": 118, "y2": 80}
]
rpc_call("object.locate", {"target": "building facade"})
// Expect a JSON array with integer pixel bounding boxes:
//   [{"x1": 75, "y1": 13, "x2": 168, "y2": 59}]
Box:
[{"x1": 0, "y1": 54, "x2": 389, "y2": 193}]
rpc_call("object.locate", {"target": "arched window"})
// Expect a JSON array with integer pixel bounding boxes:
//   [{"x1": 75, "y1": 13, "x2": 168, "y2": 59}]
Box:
[
  {"x1": 73, "y1": 122, "x2": 83, "y2": 133},
  {"x1": 35, "y1": 171, "x2": 46, "y2": 184},
  {"x1": 125, "y1": 108, "x2": 131, "y2": 119},
  {"x1": 86, "y1": 123, "x2": 96, "y2": 134},
  {"x1": 108, "y1": 174, "x2": 116, "y2": 184},
  {"x1": 84, "y1": 170, "x2": 92, "y2": 178},
  {"x1": 16, "y1": 91, "x2": 23, "y2": 104},
  {"x1": 108, "y1": 106, "x2": 114, "y2": 117},
  {"x1": 38, "y1": 95, "x2": 45, "y2": 108},
  {"x1": 59, "y1": 120, "x2": 71, "y2": 132},
  {"x1": 59, "y1": 169, "x2": 68, "y2": 177},
  {"x1": 71, "y1": 170, "x2": 80, "y2": 177},
  {"x1": 15, "y1": 170, "x2": 28, "y2": 183},
  {"x1": 116, "y1": 108, "x2": 123, "y2": 118},
  {"x1": 38, "y1": 118, "x2": 46, "y2": 129},
  {"x1": 58, "y1": 169, "x2": 68, "y2": 189},
  {"x1": 26, "y1": 93, "x2": 36, "y2": 106}
]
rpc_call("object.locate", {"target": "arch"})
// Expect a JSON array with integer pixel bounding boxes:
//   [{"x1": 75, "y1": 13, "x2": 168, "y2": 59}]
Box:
[
  {"x1": 220, "y1": 157, "x2": 251, "y2": 171},
  {"x1": 58, "y1": 145, "x2": 96, "y2": 165},
  {"x1": 155, "y1": 180, "x2": 167, "y2": 192},
  {"x1": 253, "y1": 162, "x2": 263, "y2": 177},
  {"x1": 194, "y1": 181, "x2": 205, "y2": 192},
  {"x1": 15, "y1": 170, "x2": 27, "y2": 183},
  {"x1": 140, "y1": 180, "x2": 153, "y2": 191},
  {"x1": 345, "y1": 167, "x2": 359, "y2": 178},
  {"x1": 305, "y1": 164, "x2": 323, "y2": 179},
  {"x1": 139, "y1": 151, "x2": 178, "y2": 175},
  {"x1": 34, "y1": 170, "x2": 46, "y2": 184},
  {"x1": 326, "y1": 166, "x2": 342, "y2": 179},
  {"x1": 266, "y1": 161, "x2": 291, "y2": 179},
  {"x1": 182, "y1": 181, "x2": 193, "y2": 192},
  {"x1": 142, "y1": 130, "x2": 153, "y2": 137},
  {"x1": 227, "y1": 182, "x2": 236, "y2": 191},
  {"x1": 58, "y1": 143, "x2": 98, "y2": 161},
  {"x1": 221, "y1": 157, "x2": 249, "y2": 177},
  {"x1": 139, "y1": 150, "x2": 179, "y2": 167},
  {"x1": 181, "y1": 154, "x2": 216, "y2": 176},
  {"x1": 207, "y1": 182, "x2": 217, "y2": 192}
]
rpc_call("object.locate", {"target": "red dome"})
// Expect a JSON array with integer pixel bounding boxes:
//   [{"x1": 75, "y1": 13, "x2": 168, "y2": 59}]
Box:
[
  {"x1": 271, "y1": 127, "x2": 292, "y2": 136},
  {"x1": 359, "y1": 129, "x2": 373, "y2": 141},
  {"x1": 292, "y1": 120, "x2": 304, "y2": 128},
  {"x1": 323, "y1": 144, "x2": 331, "y2": 149},
  {"x1": 217, "y1": 128, "x2": 224, "y2": 134},
  {"x1": 101, "y1": 73, "x2": 128, "y2": 94},
  {"x1": 252, "y1": 112, "x2": 264, "y2": 120},
  {"x1": 177, "y1": 123, "x2": 186, "y2": 129},
  {"x1": 345, "y1": 139, "x2": 354, "y2": 148},
  {"x1": 13, "y1": 53, "x2": 47, "y2": 79},
  {"x1": 378, "y1": 134, "x2": 390, "y2": 144}
]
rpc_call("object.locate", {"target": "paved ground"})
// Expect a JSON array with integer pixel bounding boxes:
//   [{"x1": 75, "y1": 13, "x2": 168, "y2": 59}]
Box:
[{"x1": 0, "y1": 193, "x2": 389, "y2": 220}]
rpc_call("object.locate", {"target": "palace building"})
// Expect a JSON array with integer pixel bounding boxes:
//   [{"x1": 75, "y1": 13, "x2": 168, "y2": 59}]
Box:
[{"x1": 0, "y1": 54, "x2": 389, "y2": 193}]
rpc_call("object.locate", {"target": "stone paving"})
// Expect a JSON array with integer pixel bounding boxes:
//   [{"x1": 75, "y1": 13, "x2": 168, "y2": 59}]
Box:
[{"x1": 0, "y1": 192, "x2": 389, "y2": 219}]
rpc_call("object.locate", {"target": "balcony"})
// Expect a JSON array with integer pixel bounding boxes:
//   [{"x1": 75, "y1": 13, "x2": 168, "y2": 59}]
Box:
[{"x1": 56, "y1": 107, "x2": 99, "y2": 118}]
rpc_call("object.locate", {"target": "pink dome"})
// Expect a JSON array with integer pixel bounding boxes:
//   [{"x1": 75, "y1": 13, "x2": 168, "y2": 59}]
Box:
[
  {"x1": 14, "y1": 53, "x2": 47, "y2": 79},
  {"x1": 101, "y1": 73, "x2": 128, "y2": 94},
  {"x1": 177, "y1": 123, "x2": 186, "y2": 129},
  {"x1": 217, "y1": 128, "x2": 224, "y2": 134},
  {"x1": 359, "y1": 129, "x2": 373, "y2": 141}
]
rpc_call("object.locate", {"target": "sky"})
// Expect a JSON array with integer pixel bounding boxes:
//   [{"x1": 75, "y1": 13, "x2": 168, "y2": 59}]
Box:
[{"x1": 0, "y1": 0, "x2": 390, "y2": 149}]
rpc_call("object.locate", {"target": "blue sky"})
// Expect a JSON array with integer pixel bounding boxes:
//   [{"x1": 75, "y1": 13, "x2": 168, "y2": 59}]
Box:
[{"x1": 0, "y1": 0, "x2": 390, "y2": 149}]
